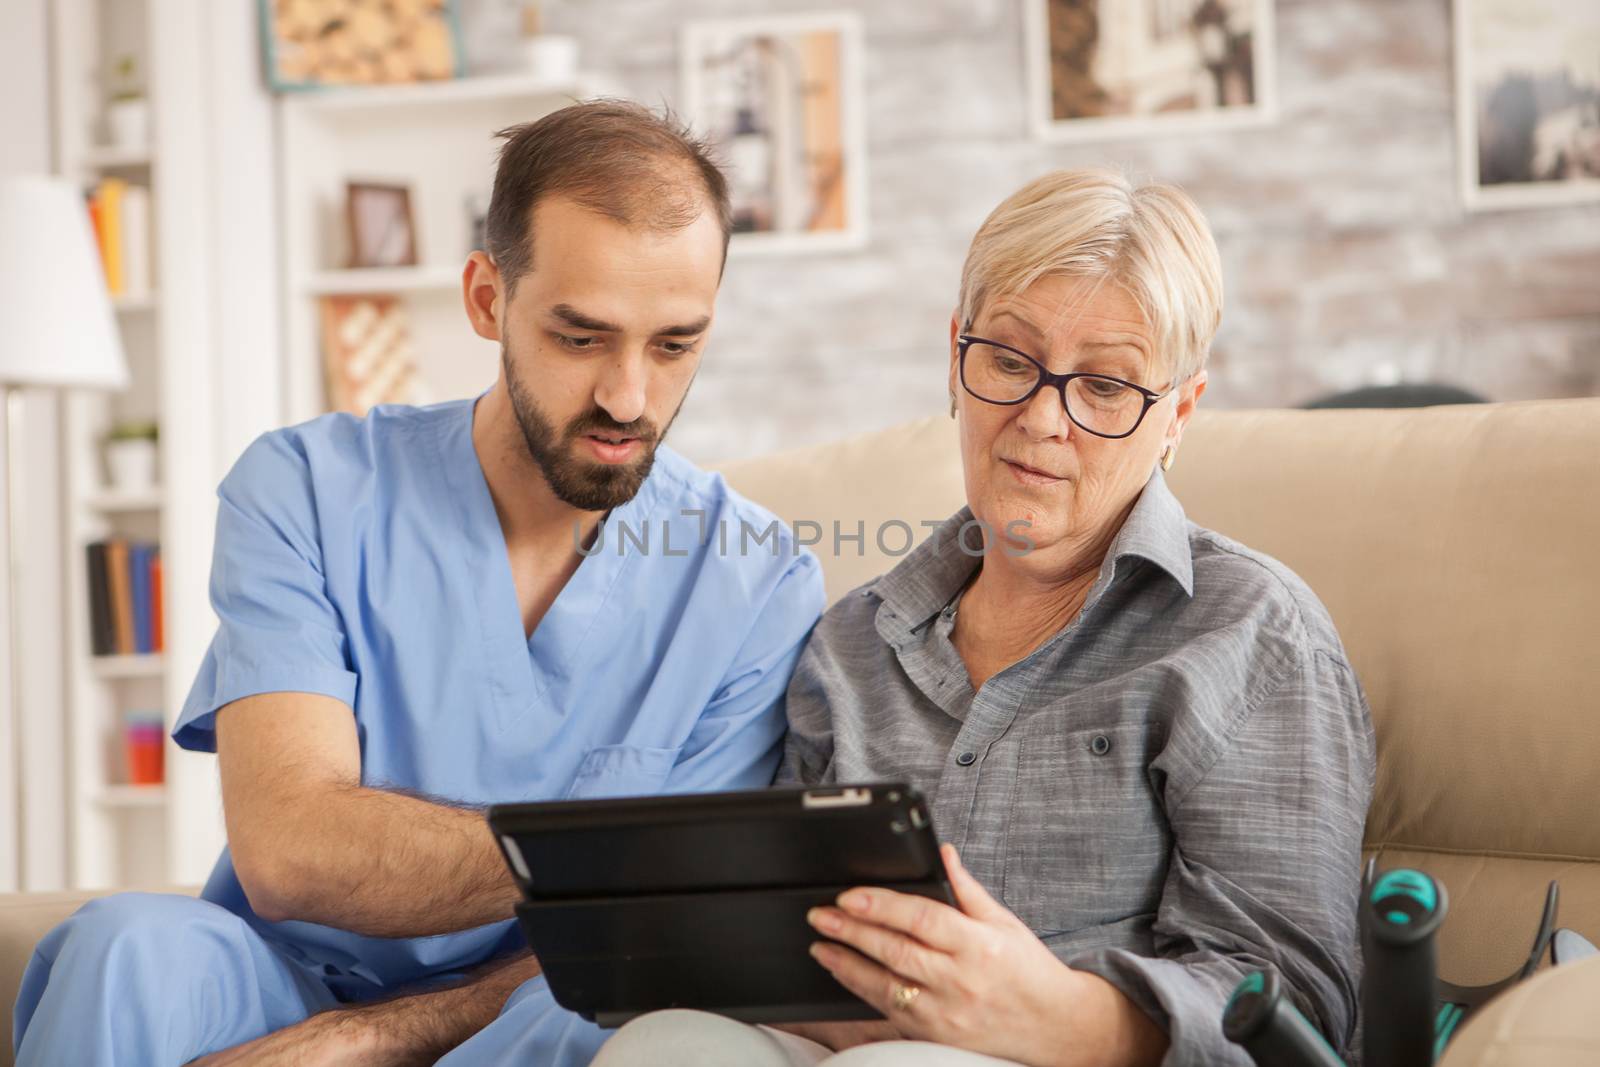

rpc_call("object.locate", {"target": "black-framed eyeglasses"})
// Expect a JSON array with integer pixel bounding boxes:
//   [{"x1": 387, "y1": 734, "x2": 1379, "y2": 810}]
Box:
[{"x1": 956, "y1": 334, "x2": 1170, "y2": 440}]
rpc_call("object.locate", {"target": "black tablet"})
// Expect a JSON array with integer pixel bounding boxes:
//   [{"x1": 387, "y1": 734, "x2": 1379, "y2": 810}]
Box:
[{"x1": 487, "y1": 783, "x2": 952, "y2": 1026}]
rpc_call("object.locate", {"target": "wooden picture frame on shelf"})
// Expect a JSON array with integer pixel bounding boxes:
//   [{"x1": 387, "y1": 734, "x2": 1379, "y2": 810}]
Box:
[
  {"x1": 318, "y1": 294, "x2": 427, "y2": 415},
  {"x1": 259, "y1": 0, "x2": 465, "y2": 92},
  {"x1": 345, "y1": 181, "x2": 418, "y2": 269}
]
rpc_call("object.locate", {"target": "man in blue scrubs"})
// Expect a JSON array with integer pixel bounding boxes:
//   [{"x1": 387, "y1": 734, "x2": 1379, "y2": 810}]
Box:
[{"x1": 14, "y1": 101, "x2": 824, "y2": 1066}]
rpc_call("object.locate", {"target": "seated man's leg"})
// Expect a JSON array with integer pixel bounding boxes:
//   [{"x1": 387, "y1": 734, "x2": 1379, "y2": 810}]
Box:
[
  {"x1": 14, "y1": 892, "x2": 338, "y2": 1067},
  {"x1": 434, "y1": 976, "x2": 612, "y2": 1067}
]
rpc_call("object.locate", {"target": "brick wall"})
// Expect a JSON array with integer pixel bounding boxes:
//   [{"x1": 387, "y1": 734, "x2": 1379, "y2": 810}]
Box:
[{"x1": 543, "y1": 0, "x2": 1600, "y2": 462}]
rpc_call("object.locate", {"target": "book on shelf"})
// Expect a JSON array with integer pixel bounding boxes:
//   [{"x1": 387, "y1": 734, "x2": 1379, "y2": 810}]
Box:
[
  {"x1": 85, "y1": 178, "x2": 153, "y2": 299},
  {"x1": 86, "y1": 538, "x2": 163, "y2": 657}
]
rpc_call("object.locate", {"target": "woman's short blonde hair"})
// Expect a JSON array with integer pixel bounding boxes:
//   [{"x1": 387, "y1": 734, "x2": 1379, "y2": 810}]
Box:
[{"x1": 957, "y1": 168, "x2": 1223, "y2": 383}]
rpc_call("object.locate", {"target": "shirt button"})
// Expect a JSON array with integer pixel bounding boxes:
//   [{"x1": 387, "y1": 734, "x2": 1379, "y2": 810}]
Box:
[
  {"x1": 955, "y1": 751, "x2": 976, "y2": 766},
  {"x1": 1090, "y1": 735, "x2": 1112, "y2": 756}
]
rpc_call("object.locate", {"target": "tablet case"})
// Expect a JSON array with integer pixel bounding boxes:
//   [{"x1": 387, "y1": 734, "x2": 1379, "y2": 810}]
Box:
[{"x1": 488, "y1": 784, "x2": 951, "y2": 1026}]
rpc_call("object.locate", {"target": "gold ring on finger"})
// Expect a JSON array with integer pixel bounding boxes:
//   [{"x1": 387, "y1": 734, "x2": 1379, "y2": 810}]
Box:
[{"x1": 891, "y1": 982, "x2": 922, "y2": 1011}]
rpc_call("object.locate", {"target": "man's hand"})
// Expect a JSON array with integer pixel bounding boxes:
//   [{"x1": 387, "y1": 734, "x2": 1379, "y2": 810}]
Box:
[{"x1": 189, "y1": 954, "x2": 541, "y2": 1067}]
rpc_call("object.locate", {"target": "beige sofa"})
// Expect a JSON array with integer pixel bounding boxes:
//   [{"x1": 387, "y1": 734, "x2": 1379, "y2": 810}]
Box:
[{"x1": 1, "y1": 400, "x2": 1595, "y2": 1063}]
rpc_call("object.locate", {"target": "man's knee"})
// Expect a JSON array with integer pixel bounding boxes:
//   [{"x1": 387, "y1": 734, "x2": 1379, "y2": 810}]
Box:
[{"x1": 41, "y1": 892, "x2": 245, "y2": 981}]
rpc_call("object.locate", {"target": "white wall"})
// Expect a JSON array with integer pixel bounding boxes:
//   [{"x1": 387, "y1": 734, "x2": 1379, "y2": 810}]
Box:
[{"x1": 0, "y1": 0, "x2": 70, "y2": 891}]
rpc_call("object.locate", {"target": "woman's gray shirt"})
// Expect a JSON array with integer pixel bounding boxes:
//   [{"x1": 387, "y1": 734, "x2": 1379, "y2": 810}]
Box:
[{"x1": 777, "y1": 472, "x2": 1375, "y2": 1066}]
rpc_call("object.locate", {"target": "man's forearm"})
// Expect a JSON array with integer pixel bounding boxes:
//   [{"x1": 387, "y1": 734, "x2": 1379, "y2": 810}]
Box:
[
  {"x1": 353, "y1": 953, "x2": 542, "y2": 1066},
  {"x1": 190, "y1": 954, "x2": 542, "y2": 1067},
  {"x1": 255, "y1": 783, "x2": 520, "y2": 936}
]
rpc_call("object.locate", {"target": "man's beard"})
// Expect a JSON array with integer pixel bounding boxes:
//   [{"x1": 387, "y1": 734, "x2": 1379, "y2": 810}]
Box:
[{"x1": 502, "y1": 342, "x2": 682, "y2": 511}]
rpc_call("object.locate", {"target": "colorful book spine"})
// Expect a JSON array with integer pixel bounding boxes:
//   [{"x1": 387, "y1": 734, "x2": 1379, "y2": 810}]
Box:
[
  {"x1": 85, "y1": 542, "x2": 113, "y2": 656},
  {"x1": 86, "y1": 197, "x2": 106, "y2": 286},
  {"x1": 95, "y1": 178, "x2": 127, "y2": 296},
  {"x1": 150, "y1": 550, "x2": 164, "y2": 653},
  {"x1": 106, "y1": 539, "x2": 134, "y2": 655},
  {"x1": 89, "y1": 540, "x2": 164, "y2": 658},
  {"x1": 129, "y1": 543, "x2": 151, "y2": 654},
  {"x1": 120, "y1": 184, "x2": 152, "y2": 299}
]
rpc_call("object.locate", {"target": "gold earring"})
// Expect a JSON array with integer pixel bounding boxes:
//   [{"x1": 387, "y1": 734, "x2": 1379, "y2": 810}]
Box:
[
  {"x1": 949, "y1": 393, "x2": 958, "y2": 419},
  {"x1": 1160, "y1": 445, "x2": 1176, "y2": 471}
]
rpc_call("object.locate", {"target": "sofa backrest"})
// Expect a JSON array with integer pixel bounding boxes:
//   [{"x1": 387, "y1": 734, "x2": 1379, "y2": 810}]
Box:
[{"x1": 715, "y1": 398, "x2": 1600, "y2": 986}]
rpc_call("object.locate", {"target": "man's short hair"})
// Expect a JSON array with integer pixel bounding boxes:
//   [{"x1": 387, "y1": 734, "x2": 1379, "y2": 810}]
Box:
[{"x1": 486, "y1": 100, "x2": 732, "y2": 294}]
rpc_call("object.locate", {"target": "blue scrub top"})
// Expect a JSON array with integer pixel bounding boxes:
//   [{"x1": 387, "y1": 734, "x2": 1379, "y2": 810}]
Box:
[{"x1": 174, "y1": 398, "x2": 825, "y2": 992}]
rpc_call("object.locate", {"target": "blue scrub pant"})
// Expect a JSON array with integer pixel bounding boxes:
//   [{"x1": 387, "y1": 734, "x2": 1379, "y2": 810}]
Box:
[{"x1": 13, "y1": 892, "x2": 611, "y2": 1066}]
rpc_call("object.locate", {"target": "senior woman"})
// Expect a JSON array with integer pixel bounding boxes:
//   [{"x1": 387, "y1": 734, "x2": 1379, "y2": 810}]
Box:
[{"x1": 594, "y1": 169, "x2": 1374, "y2": 1067}]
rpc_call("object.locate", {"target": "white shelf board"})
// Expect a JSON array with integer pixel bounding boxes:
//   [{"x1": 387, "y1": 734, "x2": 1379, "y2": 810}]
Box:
[
  {"x1": 282, "y1": 74, "x2": 581, "y2": 117},
  {"x1": 299, "y1": 264, "x2": 461, "y2": 295},
  {"x1": 95, "y1": 785, "x2": 167, "y2": 808},
  {"x1": 84, "y1": 145, "x2": 153, "y2": 169},
  {"x1": 90, "y1": 654, "x2": 165, "y2": 680},
  {"x1": 113, "y1": 292, "x2": 157, "y2": 314},
  {"x1": 82, "y1": 486, "x2": 163, "y2": 513}
]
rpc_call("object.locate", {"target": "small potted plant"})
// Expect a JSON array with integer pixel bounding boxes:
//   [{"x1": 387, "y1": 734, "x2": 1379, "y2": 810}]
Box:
[
  {"x1": 105, "y1": 54, "x2": 149, "y2": 151},
  {"x1": 104, "y1": 421, "x2": 159, "y2": 492},
  {"x1": 517, "y1": 3, "x2": 579, "y2": 83}
]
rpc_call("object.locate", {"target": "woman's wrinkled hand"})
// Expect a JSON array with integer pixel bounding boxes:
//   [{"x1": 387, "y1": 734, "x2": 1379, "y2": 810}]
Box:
[{"x1": 805, "y1": 843, "x2": 1086, "y2": 1066}]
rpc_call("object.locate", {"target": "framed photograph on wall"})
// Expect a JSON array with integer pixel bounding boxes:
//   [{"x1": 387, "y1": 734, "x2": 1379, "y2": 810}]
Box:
[
  {"x1": 260, "y1": 0, "x2": 464, "y2": 92},
  {"x1": 1025, "y1": 0, "x2": 1276, "y2": 142},
  {"x1": 680, "y1": 11, "x2": 868, "y2": 254},
  {"x1": 345, "y1": 182, "x2": 418, "y2": 269},
  {"x1": 1455, "y1": 0, "x2": 1600, "y2": 211}
]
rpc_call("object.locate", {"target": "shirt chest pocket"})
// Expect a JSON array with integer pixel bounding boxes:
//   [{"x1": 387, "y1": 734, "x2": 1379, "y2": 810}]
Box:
[
  {"x1": 564, "y1": 743, "x2": 682, "y2": 800},
  {"x1": 1002, "y1": 721, "x2": 1170, "y2": 936}
]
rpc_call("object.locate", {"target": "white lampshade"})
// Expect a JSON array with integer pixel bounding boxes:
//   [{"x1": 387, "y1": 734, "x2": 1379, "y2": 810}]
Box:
[{"x1": 0, "y1": 176, "x2": 128, "y2": 389}]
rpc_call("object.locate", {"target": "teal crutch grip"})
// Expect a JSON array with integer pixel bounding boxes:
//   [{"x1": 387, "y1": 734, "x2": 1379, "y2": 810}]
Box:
[
  {"x1": 1222, "y1": 970, "x2": 1346, "y2": 1067},
  {"x1": 1363, "y1": 868, "x2": 1448, "y2": 1066}
]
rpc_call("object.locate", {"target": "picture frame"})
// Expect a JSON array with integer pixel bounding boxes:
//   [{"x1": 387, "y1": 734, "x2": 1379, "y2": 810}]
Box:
[
  {"x1": 259, "y1": 0, "x2": 465, "y2": 93},
  {"x1": 345, "y1": 181, "x2": 418, "y2": 269},
  {"x1": 1454, "y1": 0, "x2": 1600, "y2": 211},
  {"x1": 1024, "y1": 0, "x2": 1276, "y2": 143},
  {"x1": 680, "y1": 11, "x2": 868, "y2": 255},
  {"x1": 318, "y1": 295, "x2": 426, "y2": 415}
]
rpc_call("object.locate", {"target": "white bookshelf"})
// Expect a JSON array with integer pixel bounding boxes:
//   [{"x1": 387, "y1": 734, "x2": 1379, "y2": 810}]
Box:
[
  {"x1": 89, "y1": 654, "x2": 166, "y2": 681},
  {"x1": 96, "y1": 785, "x2": 167, "y2": 808},
  {"x1": 81, "y1": 145, "x2": 152, "y2": 170},
  {"x1": 51, "y1": 0, "x2": 231, "y2": 890},
  {"x1": 279, "y1": 73, "x2": 585, "y2": 422},
  {"x1": 286, "y1": 72, "x2": 580, "y2": 115},
  {"x1": 112, "y1": 292, "x2": 157, "y2": 314},
  {"x1": 299, "y1": 264, "x2": 462, "y2": 296}
]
